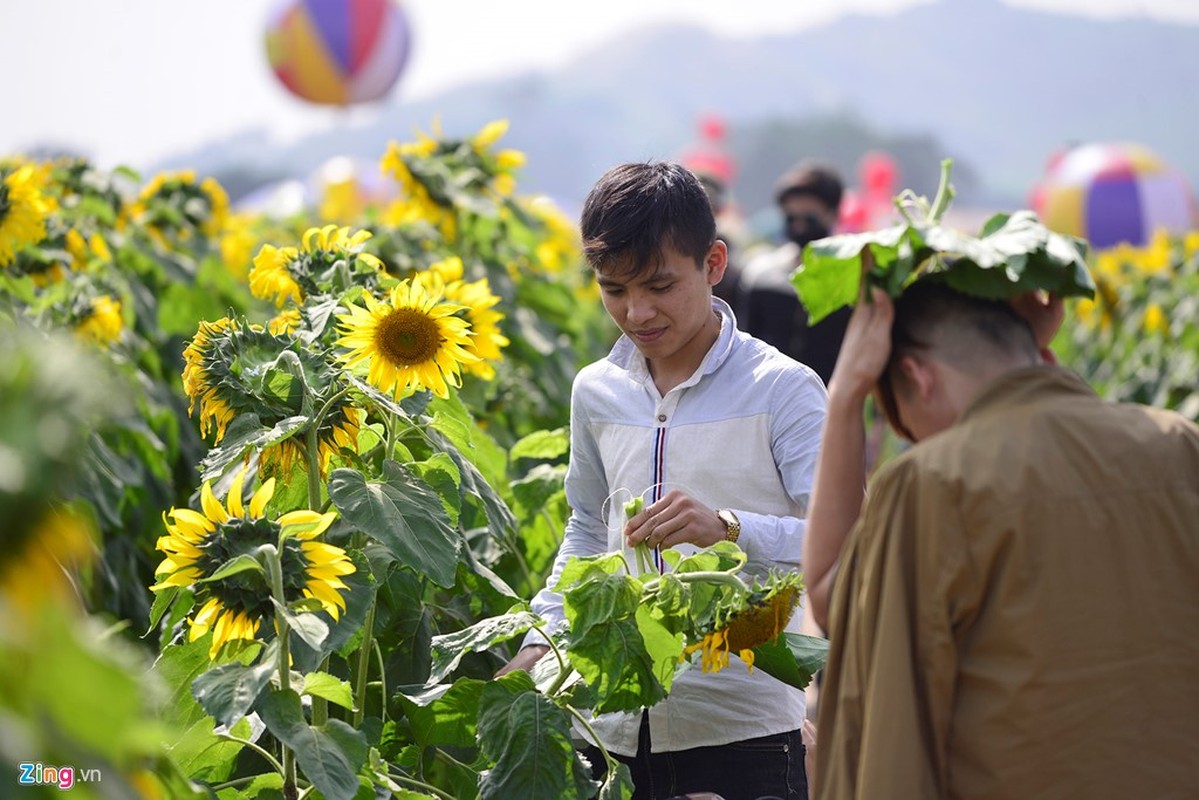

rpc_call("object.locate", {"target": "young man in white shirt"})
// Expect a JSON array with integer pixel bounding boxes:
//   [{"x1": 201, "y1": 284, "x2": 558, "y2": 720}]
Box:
[{"x1": 498, "y1": 161, "x2": 827, "y2": 800}]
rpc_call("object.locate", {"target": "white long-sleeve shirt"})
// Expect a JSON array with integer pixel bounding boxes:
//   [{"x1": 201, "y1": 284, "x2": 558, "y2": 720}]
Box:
[{"x1": 526, "y1": 297, "x2": 828, "y2": 756}]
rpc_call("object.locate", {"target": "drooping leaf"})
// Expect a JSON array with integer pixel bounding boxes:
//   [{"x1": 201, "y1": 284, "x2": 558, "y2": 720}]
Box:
[
  {"x1": 563, "y1": 573, "x2": 667, "y2": 713},
  {"x1": 791, "y1": 164, "x2": 1094, "y2": 323},
  {"x1": 509, "y1": 427, "x2": 569, "y2": 461},
  {"x1": 302, "y1": 671, "x2": 356, "y2": 711},
  {"x1": 476, "y1": 675, "x2": 597, "y2": 800},
  {"x1": 395, "y1": 676, "x2": 487, "y2": 748},
  {"x1": 748, "y1": 632, "x2": 831, "y2": 692},
  {"x1": 425, "y1": 610, "x2": 540, "y2": 686},
  {"x1": 328, "y1": 462, "x2": 460, "y2": 588},
  {"x1": 192, "y1": 650, "x2": 277, "y2": 728},
  {"x1": 258, "y1": 690, "x2": 368, "y2": 800}
]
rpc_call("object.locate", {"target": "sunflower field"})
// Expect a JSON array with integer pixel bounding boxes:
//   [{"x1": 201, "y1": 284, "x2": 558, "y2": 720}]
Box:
[{"x1": 0, "y1": 122, "x2": 827, "y2": 800}]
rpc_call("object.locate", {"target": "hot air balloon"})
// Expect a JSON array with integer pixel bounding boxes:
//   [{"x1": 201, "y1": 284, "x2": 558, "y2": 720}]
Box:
[
  {"x1": 265, "y1": 0, "x2": 412, "y2": 106},
  {"x1": 1037, "y1": 142, "x2": 1194, "y2": 249}
]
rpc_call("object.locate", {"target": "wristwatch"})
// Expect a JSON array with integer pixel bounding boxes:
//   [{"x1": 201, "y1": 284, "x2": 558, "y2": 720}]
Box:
[{"x1": 716, "y1": 508, "x2": 741, "y2": 544}]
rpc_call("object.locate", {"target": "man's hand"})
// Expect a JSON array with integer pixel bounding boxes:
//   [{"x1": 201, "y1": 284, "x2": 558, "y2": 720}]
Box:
[
  {"x1": 494, "y1": 644, "x2": 550, "y2": 679},
  {"x1": 624, "y1": 490, "x2": 726, "y2": 550},
  {"x1": 1009, "y1": 289, "x2": 1064, "y2": 360},
  {"x1": 827, "y1": 286, "x2": 894, "y2": 405}
]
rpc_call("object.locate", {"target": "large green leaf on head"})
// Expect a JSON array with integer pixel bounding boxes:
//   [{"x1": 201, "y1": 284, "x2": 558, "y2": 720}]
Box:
[{"x1": 792, "y1": 160, "x2": 1095, "y2": 323}]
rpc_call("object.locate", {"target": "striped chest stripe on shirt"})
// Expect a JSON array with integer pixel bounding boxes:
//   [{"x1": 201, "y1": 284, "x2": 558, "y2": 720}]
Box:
[{"x1": 651, "y1": 424, "x2": 667, "y2": 574}]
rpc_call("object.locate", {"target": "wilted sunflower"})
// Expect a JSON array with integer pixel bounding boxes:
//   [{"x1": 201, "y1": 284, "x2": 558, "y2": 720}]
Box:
[
  {"x1": 74, "y1": 295, "x2": 123, "y2": 346},
  {"x1": 182, "y1": 317, "x2": 242, "y2": 441},
  {"x1": 261, "y1": 405, "x2": 363, "y2": 478},
  {"x1": 444, "y1": 276, "x2": 509, "y2": 380},
  {"x1": 0, "y1": 164, "x2": 55, "y2": 266},
  {"x1": 249, "y1": 225, "x2": 383, "y2": 308},
  {"x1": 182, "y1": 318, "x2": 357, "y2": 474},
  {"x1": 152, "y1": 468, "x2": 355, "y2": 660},
  {"x1": 337, "y1": 276, "x2": 480, "y2": 399},
  {"x1": 684, "y1": 576, "x2": 803, "y2": 674}
]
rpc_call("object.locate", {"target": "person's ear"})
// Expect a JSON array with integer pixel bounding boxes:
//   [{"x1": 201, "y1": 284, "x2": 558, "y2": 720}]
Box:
[
  {"x1": 705, "y1": 240, "x2": 728, "y2": 286},
  {"x1": 897, "y1": 353, "x2": 937, "y2": 401}
]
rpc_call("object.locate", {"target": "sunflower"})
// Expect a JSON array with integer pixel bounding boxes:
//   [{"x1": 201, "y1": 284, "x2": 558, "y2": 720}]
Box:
[
  {"x1": 380, "y1": 140, "x2": 459, "y2": 241},
  {"x1": 74, "y1": 295, "x2": 123, "y2": 346},
  {"x1": 249, "y1": 225, "x2": 383, "y2": 307},
  {"x1": 337, "y1": 276, "x2": 480, "y2": 399},
  {"x1": 683, "y1": 577, "x2": 802, "y2": 674},
  {"x1": 128, "y1": 170, "x2": 229, "y2": 247},
  {"x1": 444, "y1": 277, "x2": 509, "y2": 380},
  {"x1": 182, "y1": 318, "x2": 242, "y2": 441},
  {"x1": 260, "y1": 406, "x2": 363, "y2": 478},
  {"x1": 152, "y1": 468, "x2": 354, "y2": 659},
  {"x1": 0, "y1": 165, "x2": 55, "y2": 266}
]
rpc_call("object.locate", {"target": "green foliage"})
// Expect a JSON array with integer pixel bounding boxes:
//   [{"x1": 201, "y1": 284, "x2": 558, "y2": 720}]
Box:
[{"x1": 1057, "y1": 233, "x2": 1199, "y2": 423}]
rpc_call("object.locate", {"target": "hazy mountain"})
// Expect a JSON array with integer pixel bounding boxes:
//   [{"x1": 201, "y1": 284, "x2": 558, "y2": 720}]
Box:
[{"x1": 163, "y1": 0, "x2": 1199, "y2": 214}]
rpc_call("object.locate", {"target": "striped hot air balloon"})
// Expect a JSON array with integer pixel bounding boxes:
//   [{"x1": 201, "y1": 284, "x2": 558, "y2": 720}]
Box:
[
  {"x1": 265, "y1": 0, "x2": 412, "y2": 106},
  {"x1": 1036, "y1": 142, "x2": 1195, "y2": 249}
]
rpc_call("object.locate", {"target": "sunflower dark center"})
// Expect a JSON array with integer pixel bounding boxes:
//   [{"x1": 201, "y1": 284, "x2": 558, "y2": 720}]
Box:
[
  {"x1": 375, "y1": 307, "x2": 442, "y2": 365},
  {"x1": 195, "y1": 517, "x2": 310, "y2": 620}
]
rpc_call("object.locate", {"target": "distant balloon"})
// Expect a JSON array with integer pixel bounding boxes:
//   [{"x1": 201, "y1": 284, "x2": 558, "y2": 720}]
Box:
[
  {"x1": 265, "y1": 0, "x2": 412, "y2": 106},
  {"x1": 1037, "y1": 142, "x2": 1194, "y2": 249}
]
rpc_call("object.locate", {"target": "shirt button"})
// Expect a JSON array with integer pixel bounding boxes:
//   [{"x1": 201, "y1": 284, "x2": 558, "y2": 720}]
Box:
[{"x1": 657, "y1": 414, "x2": 667, "y2": 422}]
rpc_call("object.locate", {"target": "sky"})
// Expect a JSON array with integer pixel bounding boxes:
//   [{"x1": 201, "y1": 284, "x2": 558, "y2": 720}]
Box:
[{"x1": 3, "y1": 0, "x2": 1197, "y2": 171}]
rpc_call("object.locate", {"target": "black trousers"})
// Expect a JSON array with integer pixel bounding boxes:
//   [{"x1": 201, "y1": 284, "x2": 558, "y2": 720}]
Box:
[{"x1": 581, "y1": 712, "x2": 808, "y2": 800}]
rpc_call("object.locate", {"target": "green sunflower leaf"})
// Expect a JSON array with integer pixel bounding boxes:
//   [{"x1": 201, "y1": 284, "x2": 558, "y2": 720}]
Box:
[
  {"x1": 563, "y1": 573, "x2": 668, "y2": 713},
  {"x1": 424, "y1": 609, "x2": 540, "y2": 686},
  {"x1": 196, "y1": 553, "x2": 266, "y2": 584},
  {"x1": 258, "y1": 689, "x2": 368, "y2": 800},
  {"x1": 509, "y1": 427, "x2": 569, "y2": 461},
  {"x1": 328, "y1": 462, "x2": 460, "y2": 587},
  {"x1": 192, "y1": 649, "x2": 276, "y2": 728},
  {"x1": 476, "y1": 674, "x2": 597, "y2": 800},
  {"x1": 394, "y1": 675, "x2": 486, "y2": 748},
  {"x1": 302, "y1": 671, "x2": 356, "y2": 711},
  {"x1": 748, "y1": 632, "x2": 831, "y2": 692},
  {"x1": 270, "y1": 598, "x2": 331, "y2": 652}
]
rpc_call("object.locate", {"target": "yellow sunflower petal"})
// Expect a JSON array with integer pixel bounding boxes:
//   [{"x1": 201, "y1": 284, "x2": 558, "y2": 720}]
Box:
[
  {"x1": 201, "y1": 481, "x2": 230, "y2": 524},
  {"x1": 250, "y1": 477, "x2": 276, "y2": 517}
]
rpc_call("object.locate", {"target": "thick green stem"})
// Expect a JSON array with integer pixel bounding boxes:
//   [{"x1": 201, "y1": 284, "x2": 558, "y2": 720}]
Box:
[
  {"x1": 528, "y1": 620, "x2": 568, "y2": 675},
  {"x1": 644, "y1": 570, "x2": 745, "y2": 594},
  {"x1": 266, "y1": 547, "x2": 298, "y2": 798},
  {"x1": 566, "y1": 705, "x2": 619, "y2": 776},
  {"x1": 302, "y1": 423, "x2": 329, "y2": 728},
  {"x1": 373, "y1": 638, "x2": 389, "y2": 722},
  {"x1": 387, "y1": 771, "x2": 456, "y2": 800},
  {"x1": 215, "y1": 733, "x2": 285, "y2": 776},
  {"x1": 353, "y1": 599, "x2": 377, "y2": 728}
]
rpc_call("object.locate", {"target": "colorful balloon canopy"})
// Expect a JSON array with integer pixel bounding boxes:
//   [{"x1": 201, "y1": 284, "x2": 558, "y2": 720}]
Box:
[
  {"x1": 1036, "y1": 142, "x2": 1194, "y2": 249},
  {"x1": 265, "y1": 0, "x2": 412, "y2": 106}
]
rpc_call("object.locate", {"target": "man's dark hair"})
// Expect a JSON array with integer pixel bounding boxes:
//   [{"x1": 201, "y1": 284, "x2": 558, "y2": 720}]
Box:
[
  {"x1": 875, "y1": 278, "x2": 1039, "y2": 439},
  {"x1": 774, "y1": 161, "x2": 844, "y2": 211},
  {"x1": 580, "y1": 162, "x2": 716, "y2": 276}
]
